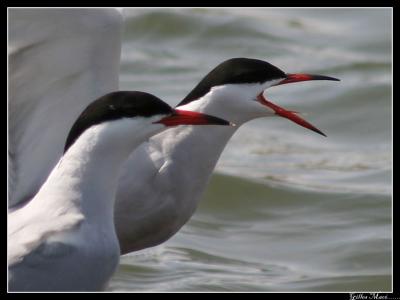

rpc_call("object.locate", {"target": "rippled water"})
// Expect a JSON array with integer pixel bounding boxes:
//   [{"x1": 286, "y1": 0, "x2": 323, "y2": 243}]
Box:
[{"x1": 109, "y1": 8, "x2": 392, "y2": 292}]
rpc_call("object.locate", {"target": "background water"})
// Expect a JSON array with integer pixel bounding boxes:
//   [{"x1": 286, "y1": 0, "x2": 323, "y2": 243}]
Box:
[{"x1": 108, "y1": 8, "x2": 392, "y2": 292}]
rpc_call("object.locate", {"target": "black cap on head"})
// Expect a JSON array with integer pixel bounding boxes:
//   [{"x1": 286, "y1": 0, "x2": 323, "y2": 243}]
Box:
[
  {"x1": 178, "y1": 58, "x2": 286, "y2": 106},
  {"x1": 64, "y1": 91, "x2": 172, "y2": 152}
]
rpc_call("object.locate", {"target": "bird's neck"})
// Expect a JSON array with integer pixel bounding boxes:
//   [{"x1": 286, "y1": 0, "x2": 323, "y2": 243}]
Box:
[
  {"x1": 169, "y1": 96, "x2": 245, "y2": 171},
  {"x1": 149, "y1": 102, "x2": 241, "y2": 214},
  {"x1": 34, "y1": 120, "x2": 162, "y2": 224},
  {"x1": 155, "y1": 124, "x2": 237, "y2": 185}
]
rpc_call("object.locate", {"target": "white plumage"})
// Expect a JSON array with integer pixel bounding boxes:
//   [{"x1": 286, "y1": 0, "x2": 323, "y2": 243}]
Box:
[
  {"x1": 8, "y1": 118, "x2": 167, "y2": 291},
  {"x1": 114, "y1": 82, "x2": 280, "y2": 253},
  {"x1": 8, "y1": 9, "x2": 124, "y2": 291},
  {"x1": 8, "y1": 9, "x2": 338, "y2": 291}
]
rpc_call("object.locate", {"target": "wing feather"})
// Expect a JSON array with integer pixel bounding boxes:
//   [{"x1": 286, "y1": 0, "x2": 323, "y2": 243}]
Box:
[{"x1": 8, "y1": 8, "x2": 123, "y2": 207}]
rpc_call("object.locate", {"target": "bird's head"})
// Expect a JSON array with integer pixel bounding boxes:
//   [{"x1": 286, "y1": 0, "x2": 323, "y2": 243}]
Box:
[
  {"x1": 177, "y1": 57, "x2": 340, "y2": 136},
  {"x1": 64, "y1": 91, "x2": 231, "y2": 153}
]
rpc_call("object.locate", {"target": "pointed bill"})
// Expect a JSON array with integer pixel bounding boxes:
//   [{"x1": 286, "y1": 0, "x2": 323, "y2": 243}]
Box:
[
  {"x1": 155, "y1": 109, "x2": 234, "y2": 127},
  {"x1": 275, "y1": 73, "x2": 340, "y2": 86},
  {"x1": 257, "y1": 93, "x2": 326, "y2": 137}
]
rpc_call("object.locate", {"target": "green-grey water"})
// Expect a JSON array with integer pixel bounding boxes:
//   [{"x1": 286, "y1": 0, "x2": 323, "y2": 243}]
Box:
[{"x1": 109, "y1": 8, "x2": 392, "y2": 292}]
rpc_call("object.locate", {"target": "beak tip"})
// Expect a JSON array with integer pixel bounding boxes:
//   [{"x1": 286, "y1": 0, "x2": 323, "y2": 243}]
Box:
[
  {"x1": 313, "y1": 75, "x2": 341, "y2": 82},
  {"x1": 282, "y1": 73, "x2": 341, "y2": 84}
]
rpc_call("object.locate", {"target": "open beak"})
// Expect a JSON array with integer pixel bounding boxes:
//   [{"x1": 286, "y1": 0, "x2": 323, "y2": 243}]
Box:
[
  {"x1": 258, "y1": 73, "x2": 340, "y2": 136},
  {"x1": 257, "y1": 93, "x2": 326, "y2": 137},
  {"x1": 275, "y1": 73, "x2": 340, "y2": 86},
  {"x1": 155, "y1": 109, "x2": 234, "y2": 127}
]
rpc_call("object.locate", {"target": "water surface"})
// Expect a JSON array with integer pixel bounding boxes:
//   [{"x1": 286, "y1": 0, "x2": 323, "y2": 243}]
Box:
[{"x1": 109, "y1": 8, "x2": 392, "y2": 292}]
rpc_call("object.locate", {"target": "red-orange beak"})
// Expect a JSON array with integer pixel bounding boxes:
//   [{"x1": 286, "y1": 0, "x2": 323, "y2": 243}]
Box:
[
  {"x1": 260, "y1": 73, "x2": 340, "y2": 136},
  {"x1": 257, "y1": 93, "x2": 326, "y2": 137},
  {"x1": 275, "y1": 73, "x2": 340, "y2": 86},
  {"x1": 155, "y1": 109, "x2": 233, "y2": 127}
]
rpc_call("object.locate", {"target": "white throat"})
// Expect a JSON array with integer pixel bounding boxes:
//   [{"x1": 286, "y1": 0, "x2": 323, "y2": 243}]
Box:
[
  {"x1": 33, "y1": 117, "x2": 165, "y2": 223},
  {"x1": 178, "y1": 80, "x2": 280, "y2": 125}
]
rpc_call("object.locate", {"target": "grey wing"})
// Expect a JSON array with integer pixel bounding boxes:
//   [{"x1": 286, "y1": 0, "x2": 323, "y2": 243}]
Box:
[{"x1": 8, "y1": 8, "x2": 123, "y2": 208}]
